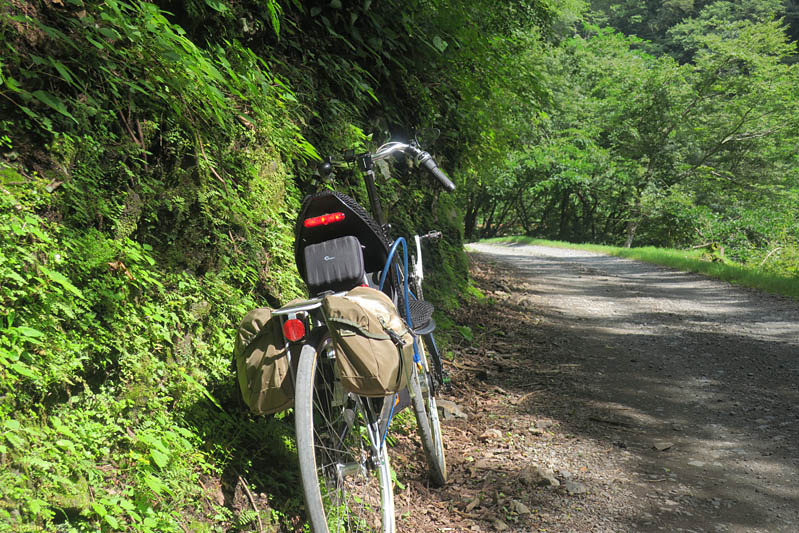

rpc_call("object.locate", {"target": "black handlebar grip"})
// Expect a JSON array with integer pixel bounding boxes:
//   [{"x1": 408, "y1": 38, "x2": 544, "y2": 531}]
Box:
[{"x1": 419, "y1": 152, "x2": 456, "y2": 192}]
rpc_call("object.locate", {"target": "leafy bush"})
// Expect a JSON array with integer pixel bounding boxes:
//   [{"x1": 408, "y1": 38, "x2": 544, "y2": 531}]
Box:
[{"x1": 0, "y1": 0, "x2": 481, "y2": 529}]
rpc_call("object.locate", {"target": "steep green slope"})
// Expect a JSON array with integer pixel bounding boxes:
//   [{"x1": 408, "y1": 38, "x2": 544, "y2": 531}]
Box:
[
  {"x1": 1, "y1": 0, "x2": 561, "y2": 530},
  {"x1": 1, "y1": 1, "x2": 310, "y2": 529}
]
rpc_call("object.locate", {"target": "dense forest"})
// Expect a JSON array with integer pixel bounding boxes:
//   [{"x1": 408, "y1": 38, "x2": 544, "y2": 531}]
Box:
[
  {"x1": 467, "y1": 0, "x2": 799, "y2": 274},
  {"x1": 1, "y1": 0, "x2": 797, "y2": 530}
]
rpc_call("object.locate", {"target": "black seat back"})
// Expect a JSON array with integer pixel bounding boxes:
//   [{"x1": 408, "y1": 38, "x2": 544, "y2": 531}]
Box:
[{"x1": 295, "y1": 191, "x2": 390, "y2": 294}]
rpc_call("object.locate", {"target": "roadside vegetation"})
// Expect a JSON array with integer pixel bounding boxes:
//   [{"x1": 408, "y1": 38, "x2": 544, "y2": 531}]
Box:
[
  {"x1": 0, "y1": 0, "x2": 561, "y2": 530},
  {"x1": 464, "y1": 1, "x2": 799, "y2": 285},
  {"x1": 483, "y1": 236, "x2": 799, "y2": 299}
]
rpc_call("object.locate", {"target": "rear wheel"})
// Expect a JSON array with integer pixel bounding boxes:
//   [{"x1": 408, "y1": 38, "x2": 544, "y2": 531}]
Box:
[
  {"x1": 295, "y1": 336, "x2": 395, "y2": 532},
  {"x1": 408, "y1": 337, "x2": 447, "y2": 486}
]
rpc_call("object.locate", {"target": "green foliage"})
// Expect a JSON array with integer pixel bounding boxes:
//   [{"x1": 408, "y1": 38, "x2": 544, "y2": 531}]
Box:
[
  {"x1": 2, "y1": 0, "x2": 516, "y2": 528},
  {"x1": 468, "y1": 4, "x2": 799, "y2": 282},
  {"x1": 587, "y1": 0, "x2": 795, "y2": 59},
  {"x1": 0, "y1": 0, "x2": 317, "y2": 527},
  {"x1": 0, "y1": 169, "x2": 306, "y2": 529}
]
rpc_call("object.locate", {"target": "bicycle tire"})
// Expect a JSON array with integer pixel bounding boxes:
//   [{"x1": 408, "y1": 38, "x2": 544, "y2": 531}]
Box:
[
  {"x1": 295, "y1": 336, "x2": 396, "y2": 532},
  {"x1": 408, "y1": 337, "x2": 448, "y2": 486},
  {"x1": 423, "y1": 332, "x2": 446, "y2": 394}
]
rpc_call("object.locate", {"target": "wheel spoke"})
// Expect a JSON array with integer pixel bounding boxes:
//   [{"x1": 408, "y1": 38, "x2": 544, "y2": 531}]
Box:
[{"x1": 295, "y1": 336, "x2": 395, "y2": 532}]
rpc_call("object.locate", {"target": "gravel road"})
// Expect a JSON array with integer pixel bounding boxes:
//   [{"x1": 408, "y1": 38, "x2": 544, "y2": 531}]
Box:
[{"x1": 451, "y1": 242, "x2": 799, "y2": 532}]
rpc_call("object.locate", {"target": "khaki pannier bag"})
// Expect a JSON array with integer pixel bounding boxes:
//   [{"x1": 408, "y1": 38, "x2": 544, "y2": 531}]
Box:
[
  {"x1": 234, "y1": 307, "x2": 293, "y2": 415},
  {"x1": 322, "y1": 286, "x2": 415, "y2": 397}
]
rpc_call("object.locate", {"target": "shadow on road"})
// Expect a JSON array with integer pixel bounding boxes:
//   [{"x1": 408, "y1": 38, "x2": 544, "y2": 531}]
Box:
[{"x1": 442, "y1": 245, "x2": 799, "y2": 532}]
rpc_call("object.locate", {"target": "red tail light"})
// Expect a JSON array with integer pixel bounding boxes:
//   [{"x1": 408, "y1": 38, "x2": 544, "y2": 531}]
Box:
[
  {"x1": 283, "y1": 318, "x2": 306, "y2": 342},
  {"x1": 304, "y1": 212, "x2": 345, "y2": 228}
]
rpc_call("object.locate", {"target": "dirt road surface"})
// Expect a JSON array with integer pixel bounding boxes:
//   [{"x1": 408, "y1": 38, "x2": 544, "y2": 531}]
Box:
[{"x1": 393, "y1": 242, "x2": 799, "y2": 532}]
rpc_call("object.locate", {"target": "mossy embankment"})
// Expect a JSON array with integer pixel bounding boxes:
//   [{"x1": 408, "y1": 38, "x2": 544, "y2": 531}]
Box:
[{"x1": 0, "y1": 0, "x2": 488, "y2": 529}]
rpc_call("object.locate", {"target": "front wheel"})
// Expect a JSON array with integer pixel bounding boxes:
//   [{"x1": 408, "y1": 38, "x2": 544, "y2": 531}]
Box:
[
  {"x1": 408, "y1": 337, "x2": 448, "y2": 486},
  {"x1": 295, "y1": 336, "x2": 395, "y2": 532}
]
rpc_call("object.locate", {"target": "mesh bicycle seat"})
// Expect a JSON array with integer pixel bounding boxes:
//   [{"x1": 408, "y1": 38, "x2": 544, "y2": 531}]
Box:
[{"x1": 408, "y1": 300, "x2": 435, "y2": 334}]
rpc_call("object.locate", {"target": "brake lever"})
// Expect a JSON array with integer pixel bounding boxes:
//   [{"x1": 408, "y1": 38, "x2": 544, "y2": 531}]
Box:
[{"x1": 419, "y1": 231, "x2": 442, "y2": 242}]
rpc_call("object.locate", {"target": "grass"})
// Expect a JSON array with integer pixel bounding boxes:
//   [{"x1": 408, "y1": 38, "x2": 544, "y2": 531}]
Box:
[{"x1": 478, "y1": 236, "x2": 799, "y2": 300}]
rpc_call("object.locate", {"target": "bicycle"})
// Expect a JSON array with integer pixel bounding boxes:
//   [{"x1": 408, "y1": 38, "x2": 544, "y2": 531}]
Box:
[{"x1": 271, "y1": 138, "x2": 455, "y2": 532}]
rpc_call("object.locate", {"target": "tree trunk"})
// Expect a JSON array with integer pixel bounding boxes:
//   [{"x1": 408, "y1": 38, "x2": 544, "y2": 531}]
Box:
[
  {"x1": 464, "y1": 203, "x2": 479, "y2": 241},
  {"x1": 624, "y1": 196, "x2": 642, "y2": 248},
  {"x1": 558, "y1": 189, "x2": 570, "y2": 241},
  {"x1": 624, "y1": 218, "x2": 638, "y2": 248},
  {"x1": 464, "y1": 189, "x2": 487, "y2": 241}
]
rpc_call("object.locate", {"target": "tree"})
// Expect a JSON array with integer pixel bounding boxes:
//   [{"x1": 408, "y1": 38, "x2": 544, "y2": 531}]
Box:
[{"x1": 470, "y1": 8, "x2": 799, "y2": 257}]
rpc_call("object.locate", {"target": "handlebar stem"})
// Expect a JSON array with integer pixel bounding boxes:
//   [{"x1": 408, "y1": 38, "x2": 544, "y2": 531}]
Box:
[{"x1": 363, "y1": 166, "x2": 387, "y2": 227}]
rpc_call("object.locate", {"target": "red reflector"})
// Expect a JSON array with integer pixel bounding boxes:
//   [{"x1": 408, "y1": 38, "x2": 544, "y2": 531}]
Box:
[
  {"x1": 283, "y1": 319, "x2": 306, "y2": 342},
  {"x1": 304, "y1": 212, "x2": 346, "y2": 228}
]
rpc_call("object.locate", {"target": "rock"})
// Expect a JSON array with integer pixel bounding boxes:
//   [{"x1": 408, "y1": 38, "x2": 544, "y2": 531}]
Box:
[
  {"x1": 563, "y1": 481, "x2": 588, "y2": 495},
  {"x1": 653, "y1": 441, "x2": 674, "y2": 451},
  {"x1": 465, "y1": 497, "x2": 480, "y2": 512},
  {"x1": 512, "y1": 500, "x2": 532, "y2": 515},
  {"x1": 189, "y1": 300, "x2": 212, "y2": 319},
  {"x1": 520, "y1": 465, "x2": 560, "y2": 487},
  {"x1": 479, "y1": 428, "x2": 503, "y2": 441},
  {"x1": 535, "y1": 419, "x2": 556, "y2": 430},
  {"x1": 437, "y1": 399, "x2": 468, "y2": 420},
  {"x1": 492, "y1": 519, "x2": 510, "y2": 531},
  {"x1": 475, "y1": 458, "x2": 492, "y2": 469},
  {"x1": 688, "y1": 460, "x2": 706, "y2": 467}
]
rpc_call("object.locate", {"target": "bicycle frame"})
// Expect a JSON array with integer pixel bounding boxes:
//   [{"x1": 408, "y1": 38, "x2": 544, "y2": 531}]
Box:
[{"x1": 288, "y1": 138, "x2": 452, "y2": 531}]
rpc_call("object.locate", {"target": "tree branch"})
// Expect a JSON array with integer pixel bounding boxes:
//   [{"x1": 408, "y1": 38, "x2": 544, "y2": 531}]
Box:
[
  {"x1": 238, "y1": 475, "x2": 264, "y2": 533},
  {"x1": 195, "y1": 134, "x2": 226, "y2": 185}
]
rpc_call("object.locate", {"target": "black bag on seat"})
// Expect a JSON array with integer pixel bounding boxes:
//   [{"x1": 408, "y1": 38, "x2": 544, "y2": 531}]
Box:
[
  {"x1": 295, "y1": 190, "x2": 389, "y2": 287},
  {"x1": 303, "y1": 235, "x2": 365, "y2": 294}
]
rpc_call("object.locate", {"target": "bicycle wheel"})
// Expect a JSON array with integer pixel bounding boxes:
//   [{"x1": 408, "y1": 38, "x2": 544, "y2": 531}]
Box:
[
  {"x1": 295, "y1": 336, "x2": 396, "y2": 532},
  {"x1": 408, "y1": 336, "x2": 448, "y2": 486}
]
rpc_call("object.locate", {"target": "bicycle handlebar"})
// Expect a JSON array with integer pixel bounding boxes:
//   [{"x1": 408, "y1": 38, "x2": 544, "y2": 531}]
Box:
[
  {"x1": 417, "y1": 151, "x2": 456, "y2": 192},
  {"x1": 326, "y1": 142, "x2": 456, "y2": 193},
  {"x1": 372, "y1": 142, "x2": 455, "y2": 192}
]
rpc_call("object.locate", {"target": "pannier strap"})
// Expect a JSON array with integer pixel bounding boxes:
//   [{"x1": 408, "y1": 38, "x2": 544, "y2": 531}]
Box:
[
  {"x1": 326, "y1": 316, "x2": 410, "y2": 347},
  {"x1": 378, "y1": 317, "x2": 409, "y2": 347},
  {"x1": 326, "y1": 317, "x2": 392, "y2": 341}
]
